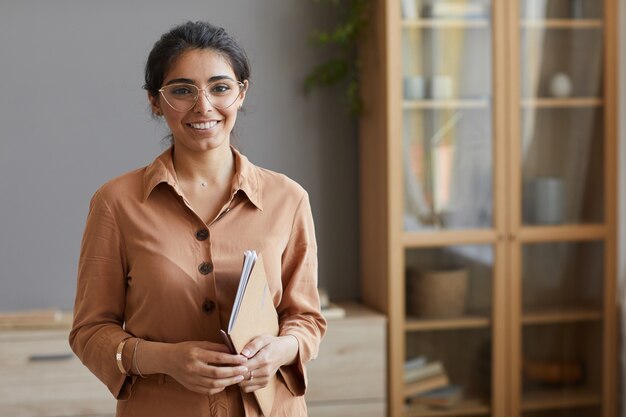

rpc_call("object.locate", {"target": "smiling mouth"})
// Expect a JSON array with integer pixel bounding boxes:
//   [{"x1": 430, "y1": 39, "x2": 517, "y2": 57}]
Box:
[{"x1": 188, "y1": 121, "x2": 219, "y2": 130}]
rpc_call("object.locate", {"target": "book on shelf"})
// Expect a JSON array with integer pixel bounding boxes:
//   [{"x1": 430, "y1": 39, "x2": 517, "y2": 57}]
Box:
[
  {"x1": 405, "y1": 356, "x2": 428, "y2": 371},
  {"x1": 405, "y1": 372, "x2": 450, "y2": 397},
  {"x1": 220, "y1": 250, "x2": 278, "y2": 417},
  {"x1": 318, "y1": 287, "x2": 346, "y2": 319},
  {"x1": 321, "y1": 302, "x2": 346, "y2": 319},
  {"x1": 407, "y1": 385, "x2": 464, "y2": 408},
  {"x1": 405, "y1": 361, "x2": 446, "y2": 384}
]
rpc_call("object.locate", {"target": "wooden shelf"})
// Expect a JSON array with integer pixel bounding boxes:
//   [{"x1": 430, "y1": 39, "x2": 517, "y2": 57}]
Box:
[
  {"x1": 406, "y1": 316, "x2": 490, "y2": 332},
  {"x1": 403, "y1": 19, "x2": 490, "y2": 29},
  {"x1": 403, "y1": 99, "x2": 490, "y2": 110},
  {"x1": 406, "y1": 398, "x2": 490, "y2": 416},
  {"x1": 403, "y1": 229, "x2": 497, "y2": 248},
  {"x1": 521, "y1": 98, "x2": 603, "y2": 108},
  {"x1": 516, "y1": 224, "x2": 607, "y2": 242},
  {"x1": 522, "y1": 388, "x2": 601, "y2": 411},
  {"x1": 522, "y1": 308, "x2": 602, "y2": 325},
  {"x1": 521, "y1": 19, "x2": 603, "y2": 29}
]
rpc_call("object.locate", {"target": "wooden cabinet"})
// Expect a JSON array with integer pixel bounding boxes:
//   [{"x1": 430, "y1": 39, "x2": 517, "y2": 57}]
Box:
[
  {"x1": 0, "y1": 327, "x2": 115, "y2": 417},
  {"x1": 359, "y1": 0, "x2": 618, "y2": 417},
  {"x1": 307, "y1": 303, "x2": 387, "y2": 417},
  {"x1": 0, "y1": 303, "x2": 386, "y2": 417}
]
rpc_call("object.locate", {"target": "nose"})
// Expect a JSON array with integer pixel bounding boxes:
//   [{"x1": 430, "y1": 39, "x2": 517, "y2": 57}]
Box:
[{"x1": 194, "y1": 88, "x2": 214, "y2": 113}]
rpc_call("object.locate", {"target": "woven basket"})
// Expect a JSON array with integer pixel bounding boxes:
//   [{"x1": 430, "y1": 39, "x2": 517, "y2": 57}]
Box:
[{"x1": 407, "y1": 268, "x2": 469, "y2": 318}]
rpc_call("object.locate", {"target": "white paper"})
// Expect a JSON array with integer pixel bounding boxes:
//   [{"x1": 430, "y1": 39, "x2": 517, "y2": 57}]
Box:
[{"x1": 228, "y1": 250, "x2": 257, "y2": 332}]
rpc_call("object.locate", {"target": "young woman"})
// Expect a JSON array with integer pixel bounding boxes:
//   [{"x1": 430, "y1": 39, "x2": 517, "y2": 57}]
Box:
[{"x1": 70, "y1": 21, "x2": 326, "y2": 417}]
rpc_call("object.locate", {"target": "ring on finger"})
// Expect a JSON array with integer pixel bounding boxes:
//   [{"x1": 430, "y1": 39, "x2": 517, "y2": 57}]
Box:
[{"x1": 249, "y1": 370, "x2": 254, "y2": 381}]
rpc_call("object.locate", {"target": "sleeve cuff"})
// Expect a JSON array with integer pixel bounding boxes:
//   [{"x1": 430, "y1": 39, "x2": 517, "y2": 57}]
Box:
[
  {"x1": 277, "y1": 333, "x2": 307, "y2": 396},
  {"x1": 95, "y1": 333, "x2": 137, "y2": 400}
]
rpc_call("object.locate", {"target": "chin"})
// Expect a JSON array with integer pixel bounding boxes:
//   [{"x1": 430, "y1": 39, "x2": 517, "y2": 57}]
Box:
[{"x1": 176, "y1": 135, "x2": 230, "y2": 152}]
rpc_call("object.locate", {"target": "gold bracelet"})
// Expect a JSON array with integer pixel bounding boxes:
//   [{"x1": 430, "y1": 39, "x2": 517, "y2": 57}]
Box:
[
  {"x1": 115, "y1": 339, "x2": 129, "y2": 375},
  {"x1": 132, "y1": 339, "x2": 146, "y2": 378}
]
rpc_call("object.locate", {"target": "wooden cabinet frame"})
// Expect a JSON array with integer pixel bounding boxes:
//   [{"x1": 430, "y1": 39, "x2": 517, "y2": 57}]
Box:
[{"x1": 359, "y1": 1, "x2": 618, "y2": 416}]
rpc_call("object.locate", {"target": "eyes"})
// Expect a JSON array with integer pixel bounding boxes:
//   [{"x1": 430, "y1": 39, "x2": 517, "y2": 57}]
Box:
[
  {"x1": 170, "y1": 85, "x2": 195, "y2": 96},
  {"x1": 167, "y1": 82, "x2": 235, "y2": 97}
]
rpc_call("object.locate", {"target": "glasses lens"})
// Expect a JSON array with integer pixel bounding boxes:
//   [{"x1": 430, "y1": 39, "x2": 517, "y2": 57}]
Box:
[
  {"x1": 161, "y1": 84, "x2": 199, "y2": 112},
  {"x1": 160, "y1": 80, "x2": 242, "y2": 112},
  {"x1": 206, "y1": 79, "x2": 242, "y2": 109}
]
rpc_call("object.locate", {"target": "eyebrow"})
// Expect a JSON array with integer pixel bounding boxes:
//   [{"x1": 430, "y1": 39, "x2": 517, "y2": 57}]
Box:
[{"x1": 165, "y1": 75, "x2": 236, "y2": 85}]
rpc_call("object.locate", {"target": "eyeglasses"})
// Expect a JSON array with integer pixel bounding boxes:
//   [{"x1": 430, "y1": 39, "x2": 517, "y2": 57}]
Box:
[{"x1": 158, "y1": 79, "x2": 245, "y2": 112}]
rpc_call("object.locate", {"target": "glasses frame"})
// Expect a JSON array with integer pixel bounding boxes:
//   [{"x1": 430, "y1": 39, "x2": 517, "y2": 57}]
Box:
[{"x1": 158, "y1": 81, "x2": 245, "y2": 112}]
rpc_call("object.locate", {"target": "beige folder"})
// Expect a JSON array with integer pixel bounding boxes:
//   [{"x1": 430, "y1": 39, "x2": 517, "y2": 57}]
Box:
[{"x1": 221, "y1": 253, "x2": 279, "y2": 417}]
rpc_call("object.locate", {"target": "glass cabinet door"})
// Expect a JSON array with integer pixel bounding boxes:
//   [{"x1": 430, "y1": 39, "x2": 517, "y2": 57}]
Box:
[
  {"x1": 400, "y1": 1, "x2": 497, "y2": 416},
  {"x1": 519, "y1": 0, "x2": 605, "y2": 226},
  {"x1": 402, "y1": 0, "x2": 493, "y2": 232},
  {"x1": 520, "y1": 242, "x2": 604, "y2": 417},
  {"x1": 516, "y1": 1, "x2": 607, "y2": 416},
  {"x1": 404, "y1": 245, "x2": 494, "y2": 416}
]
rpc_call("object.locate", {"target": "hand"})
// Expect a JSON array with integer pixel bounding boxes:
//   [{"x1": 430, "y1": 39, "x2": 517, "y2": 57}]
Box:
[
  {"x1": 163, "y1": 341, "x2": 249, "y2": 395},
  {"x1": 237, "y1": 335, "x2": 298, "y2": 393}
]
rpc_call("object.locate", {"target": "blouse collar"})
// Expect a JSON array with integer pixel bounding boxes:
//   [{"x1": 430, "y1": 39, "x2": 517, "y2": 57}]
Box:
[{"x1": 142, "y1": 145, "x2": 263, "y2": 211}]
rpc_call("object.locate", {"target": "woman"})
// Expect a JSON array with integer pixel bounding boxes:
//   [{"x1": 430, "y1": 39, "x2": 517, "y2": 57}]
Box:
[{"x1": 70, "y1": 21, "x2": 326, "y2": 417}]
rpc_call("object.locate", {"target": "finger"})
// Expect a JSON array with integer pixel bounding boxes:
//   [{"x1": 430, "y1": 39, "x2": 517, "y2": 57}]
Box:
[
  {"x1": 201, "y1": 364, "x2": 249, "y2": 379},
  {"x1": 197, "y1": 350, "x2": 248, "y2": 366},
  {"x1": 240, "y1": 350, "x2": 269, "y2": 371},
  {"x1": 241, "y1": 335, "x2": 272, "y2": 358},
  {"x1": 202, "y1": 373, "x2": 246, "y2": 388},
  {"x1": 240, "y1": 380, "x2": 268, "y2": 393}
]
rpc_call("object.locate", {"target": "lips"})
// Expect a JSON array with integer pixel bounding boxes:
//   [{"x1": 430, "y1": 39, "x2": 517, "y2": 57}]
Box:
[{"x1": 188, "y1": 120, "x2": 219, "y2": 130}]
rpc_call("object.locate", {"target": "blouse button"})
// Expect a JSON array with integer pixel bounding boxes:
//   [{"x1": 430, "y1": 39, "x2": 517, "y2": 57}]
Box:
[
  {"x1": 195, "y1": 229, "x2": 209, "y2": 241},
  {"x1": 198, "y1": 262, "x2": 213, "y2": 275},
  {"x1": 202, "y1": 299, "x2": 216, "y2": 313}
]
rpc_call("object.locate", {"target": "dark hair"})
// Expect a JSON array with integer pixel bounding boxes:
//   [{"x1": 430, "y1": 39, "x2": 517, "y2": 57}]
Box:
[{"x1": 144, "y1": 21, "x2": 251, "y2": 98}]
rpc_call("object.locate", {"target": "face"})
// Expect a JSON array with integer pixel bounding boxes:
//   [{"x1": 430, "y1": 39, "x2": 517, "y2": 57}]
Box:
[{"x1": 149, "y1": 48, "x2": 247, "y2": 153}]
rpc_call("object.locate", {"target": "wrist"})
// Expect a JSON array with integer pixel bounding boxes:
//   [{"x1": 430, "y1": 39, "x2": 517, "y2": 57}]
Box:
[
  {"x1": 280, "y1": 335, "x2": 299, "y2": 366},
  {"x1": 127, "y1": 340, "x2": 172, "y2": 377}
]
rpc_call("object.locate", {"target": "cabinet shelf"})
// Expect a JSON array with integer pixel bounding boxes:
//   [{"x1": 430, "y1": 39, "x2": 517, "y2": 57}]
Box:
[
  {"x1": 521, "y1": 98, "x2": 603, "y2": 108},
  {"x1": 517, "y1": 224, "x2": 607, "y2": 242},
  {"x1": 403, "y1": 19, "x2": 490, "y2": 29},
  {"x1": 403, "y1": 230, "x2": 496, "y2": 248},
  {"x1": 406, "y1": 398, "x2": 490, "y2": 417},
  {"x1": 520, "y1": 19, "x2": 603, "y2": 29},
  {"x1": 521, "y1": 388, "x2": 601, "y2": 411},
  {"x1": 405, "y1": 316, "x2": 490, "y2": 332},
  {"x1": 404, "y1": 99, "x2": 490, "y2": 110},
  {"x1": 521, "y1": 308, "x2": 602, "y2": 325}
]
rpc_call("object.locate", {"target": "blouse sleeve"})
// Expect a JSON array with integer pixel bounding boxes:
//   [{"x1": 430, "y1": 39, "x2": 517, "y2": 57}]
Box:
[
  {"x1": 276, "y1": 191, "x2": 327, "y2": 396},
  {"x1": 69, "y1": 189, "x2": 136, "y2": 399}
]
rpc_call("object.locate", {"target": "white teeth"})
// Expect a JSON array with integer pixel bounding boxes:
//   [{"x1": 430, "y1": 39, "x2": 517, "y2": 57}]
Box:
[{"x1": 190, "y1": 121, "x2": 218, "y2": 129}]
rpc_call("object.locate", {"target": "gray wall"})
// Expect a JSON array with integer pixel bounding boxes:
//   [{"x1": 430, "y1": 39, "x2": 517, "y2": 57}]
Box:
[
  {"x1": 0, "y1": 1, "x2": 359, "y2": 310},
  {"x1": 619, "y1": 2, "x2": 625, "y2": 416}
]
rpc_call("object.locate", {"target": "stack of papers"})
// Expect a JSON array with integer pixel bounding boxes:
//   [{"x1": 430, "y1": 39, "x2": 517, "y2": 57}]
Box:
[{"x1": 220, "y1": 250, "x2": 279, "y2": 416}]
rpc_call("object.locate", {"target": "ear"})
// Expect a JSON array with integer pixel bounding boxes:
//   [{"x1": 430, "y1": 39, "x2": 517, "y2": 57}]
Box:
[
  {"x1": 238, "y1": 80, "x2": 249, "y2": 109},
  {"x1": 148, "y1": 92, "x2": 162, "y2": 116}
]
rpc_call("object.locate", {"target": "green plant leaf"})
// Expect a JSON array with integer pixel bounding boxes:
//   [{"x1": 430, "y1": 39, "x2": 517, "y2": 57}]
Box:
[{"x1": 304, "y1": 0, "x2": 370, "y2": 115}]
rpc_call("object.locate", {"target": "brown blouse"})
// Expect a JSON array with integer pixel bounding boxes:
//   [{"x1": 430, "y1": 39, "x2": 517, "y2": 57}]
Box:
[{"x1": 69, "y1": 146, "x2": 327, "y2": 417}]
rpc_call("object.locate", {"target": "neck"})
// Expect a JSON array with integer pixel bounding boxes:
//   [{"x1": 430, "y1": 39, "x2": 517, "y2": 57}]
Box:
[{"x1": 172, "y1": 143, "x2": 235, "y2": 188}]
